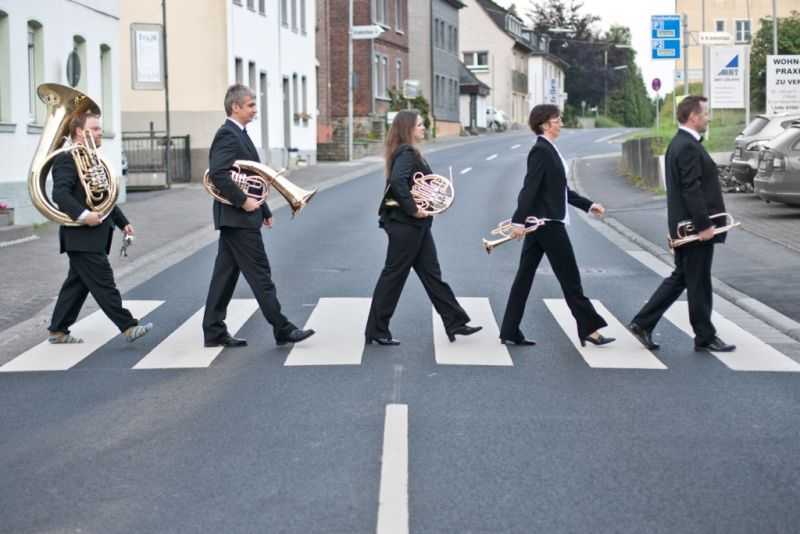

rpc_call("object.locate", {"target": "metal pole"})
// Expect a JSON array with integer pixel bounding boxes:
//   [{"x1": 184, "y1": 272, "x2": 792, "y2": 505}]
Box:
[
  {"x1": 682, "y1": 13, "x2": 689, "y2": 95},
  {"x1": 656, "y1": 92, "x2": 660, "y2": 131},
  {"x1": 745, "y1": 45, "x2": 751, "y2": 125},
  {"x1": 161, "y1": 0, "x2": 171, "y2": 188},
  {"x1": 347, "y1": 0, "x2": 353, "y2": 161},
  {"x1": 773, "y1": 0, "x2": 779, "y2": 55},
  {"x1": 603, "y1": 47, "x2": 608, "y2": 116}
]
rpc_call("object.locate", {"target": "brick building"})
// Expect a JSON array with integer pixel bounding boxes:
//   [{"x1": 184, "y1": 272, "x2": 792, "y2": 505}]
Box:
[{"x1": 317, "y1": 0, "x2": 409, "y2": 160}]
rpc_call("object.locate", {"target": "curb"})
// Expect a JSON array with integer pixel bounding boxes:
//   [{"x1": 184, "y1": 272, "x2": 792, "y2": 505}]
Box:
[{"x1": 571, "y1": 155, "x2": 800, "y2": 344}]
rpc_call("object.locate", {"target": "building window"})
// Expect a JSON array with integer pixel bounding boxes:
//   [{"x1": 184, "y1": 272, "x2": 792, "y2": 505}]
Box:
[
  {"x1": 448, "y1": 25, "x2": 453, "y2": 52},
  {"x1": 246, "y1": 0, "x2": 254, "y2": 10},
  {"x1": 715, "y1": 19, "x2": 725, "y2": 33},
  {"x1": 439, "y1": 20, "x2": 445, "y2": 48},
  {"x1": 291, "y1": 0, "x2": 297, "y2": 31},
  {"x1": 433, "y1": 18, "x2": 439, "y2": 48},
  {"x1": 27, "y1": 20, "x2": 44, "y2": 123},
  {"x1": 259, "y1": 0, "x2": 265, "y2": 15},
  {"x1": 300, "y1": 0, "x2": 306, "y2": 33},
  {"x1": 100, "y1": 44, "x2": 113, "y2": 132},
  {"x1": 235, "y1": 57, "x2": 243, "y2": 83},
  {"x1": 281, "y1": 0, "x2": 288, "y2": 26},
  {"x1": 72, "y1": 35, "x2": 87, "y2": 92},
  {"x1": 0, "y1": 11, "x2": 10, "y2": 122},
  {"x1": 463, "y1": 51, "x2": 488, "y2": 71},
  {"x1": 233, "y1": 0, "x2": 242, "y2": 5},
  {"x1": 292, "y1": 74, "x2": 299, "y2": 122},
  {"x1": 374, "y1": 53, "x2": 388, "y2": 98},
  {"x1": 373, "y1": 0, "x2": 387, "y2": 26},
  {"x1": 395, "y1": 0, "x2": 403, "y2": 32},
  {"x1": 453, "y1": 27, "x2": 458, "y2": 54},
  {"x1": 735, "y1": 19, "x2": 751, "y2": 42},
  {"x1": 301, "y1": 75, "x2": 307, "y2": 118},
  {"x1": 396, "y1": 59, "x2": 402, "y2": 89},
  {"x1": 248, "y1": 61, "x2": 256, "y2": 90}
]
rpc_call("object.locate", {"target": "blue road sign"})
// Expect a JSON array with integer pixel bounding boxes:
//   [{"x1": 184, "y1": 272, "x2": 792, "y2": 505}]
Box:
[{"x1": 651, "y1": 15, "x2": 681, "y2": 60}]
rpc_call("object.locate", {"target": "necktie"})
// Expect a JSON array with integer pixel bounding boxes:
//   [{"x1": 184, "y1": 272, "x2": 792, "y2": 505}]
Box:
[{"x1": 699, "y1": 135, "x2": 704, "y2": 144}]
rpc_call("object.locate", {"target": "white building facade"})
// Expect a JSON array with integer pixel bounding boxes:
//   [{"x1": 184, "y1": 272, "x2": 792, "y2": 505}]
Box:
[
  {"x1": 528, "y1": 53, "x2": 566, "y2": 111},
  {"x1": 0, "y1": 0, "x2": 122, "y2": 225}
]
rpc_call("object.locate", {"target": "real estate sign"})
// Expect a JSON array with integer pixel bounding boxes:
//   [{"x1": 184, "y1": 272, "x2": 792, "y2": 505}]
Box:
[{"x1": 766, "y1": 55, "x2": 800, "y2": 114}]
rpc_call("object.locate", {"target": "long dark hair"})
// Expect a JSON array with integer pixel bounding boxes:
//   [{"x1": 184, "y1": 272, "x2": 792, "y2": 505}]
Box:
[{"x1": 384, "y1": 110, "x2": 420, "y2": 179}]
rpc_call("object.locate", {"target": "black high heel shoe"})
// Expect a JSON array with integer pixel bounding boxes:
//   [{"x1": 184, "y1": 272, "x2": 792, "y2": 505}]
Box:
[
  {"x1": 366, "y1": 336, "x2": 401, "y2": 346},
  {"x1": 580, "y1": 333, "x2": 615, "y2": 347},
  {"x1": 446, "y1": 325, "x2": 482, "y2": 342}
]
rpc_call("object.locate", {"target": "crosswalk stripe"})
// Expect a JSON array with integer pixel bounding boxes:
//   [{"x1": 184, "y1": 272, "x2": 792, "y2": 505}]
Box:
[
  {"x1": 663, "y1": 304, "x2": 800, "y2": 372},
  {"x1": 284, "y1": 298, "x2": 371, "y2": 366},
  {"x1": 133, "y1": 299, "x2": 258, "y2": 369},
  {"x1": 376, "y1": 404, "x2": 409, "y2": 534},
  {"x1": 0, "y1": 301, "x2": 164, "y2": 372},
  {"x1": 626, "y1": 250, "x2": 674, "y2": 278},
  {"x1": 433, "y1": 298, "x2": 513, "y2": 366},
  {"x1": 544, "y1": 299, "x2": 668, "y2": 369}
]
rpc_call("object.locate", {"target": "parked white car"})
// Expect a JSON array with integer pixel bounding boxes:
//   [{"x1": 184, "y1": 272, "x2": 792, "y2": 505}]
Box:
[{"x1": 486, "y1": 107, "x2": 508, "y2": 132}]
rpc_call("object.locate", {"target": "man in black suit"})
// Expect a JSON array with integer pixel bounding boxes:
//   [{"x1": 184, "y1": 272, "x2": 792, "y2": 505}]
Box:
[
  {"x1": 48, "y1": 113, "x2": 153, "y2": 344},
  {"x1": 202, "y1": 84, "x2": 314, "y2": 347},
  {"x1": 629, "y1": 95, "x2": 735, "y2": 353}
]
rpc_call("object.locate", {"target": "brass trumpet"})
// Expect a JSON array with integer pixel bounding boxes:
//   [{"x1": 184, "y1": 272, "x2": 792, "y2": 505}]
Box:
[
  {"x1": 385, "y1": 166, "x2": 455, "y2": 215},
  {"x1": 668, "y1": 212, "x2": 740, "y2": 249},
  {"x1": 482, "y1": 216, "x2": 549, "y2": 254},
  {"x1": 203, "y1": 160, "x2": 316, "y2": 217}
]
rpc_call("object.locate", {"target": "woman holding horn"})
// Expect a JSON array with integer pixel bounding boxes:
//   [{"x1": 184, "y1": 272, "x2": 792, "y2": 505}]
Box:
[
  {"x1": 365, "y1": 110, "x2": 481, "y2": 345},
  {"x1": 499, "y1": 104, "x2": 614, "y2": 348}
]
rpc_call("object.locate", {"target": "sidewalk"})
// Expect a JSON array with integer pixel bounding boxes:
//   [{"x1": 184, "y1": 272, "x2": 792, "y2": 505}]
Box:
[
  {"x1": 0, "y1": 132, "x2": 492, "y2": 347},
  {"x1": 573, "y1": 153, "x2": 800, "y2": 339}
]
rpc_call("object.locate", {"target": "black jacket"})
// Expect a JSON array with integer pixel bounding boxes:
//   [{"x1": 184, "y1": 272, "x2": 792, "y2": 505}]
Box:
[
  {"x1": 51, "y1": 152, "x2": 128, "y2": 254},
  {"x1": 208, "y1": 119, "x2": 272, "y2": 229},
  {"x1": 665, "y1": 129, "x2": 726, "y2": 243},
  {"x1": 511, "y1": 136, "x2": 592, "y2": 225},
  {"x1": 379, "y1": 144, "x2": 432, "y2": 227}
]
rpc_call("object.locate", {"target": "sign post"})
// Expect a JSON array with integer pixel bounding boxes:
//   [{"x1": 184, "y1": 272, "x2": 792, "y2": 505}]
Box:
[{"x1": 652, "y1": 78, "x2": 661, "y2": 131}]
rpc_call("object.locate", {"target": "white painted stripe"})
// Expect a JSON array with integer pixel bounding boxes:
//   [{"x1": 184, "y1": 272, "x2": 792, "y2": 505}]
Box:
[
  {"x1": 544, "y1": 299, "x2": 667, "y2": 369},
  {"x1": 133, "y1": 299, "x2": 258, "y2": 369},
  {"x1": 284, "y1": 298, "x2": 371, "y2": 366},
  {"x1": 376, "y1": 404, "x2": 409, "y2": 534},
  {"x1": 0, "y1": 235, "x2": 40, "y2": 248},
  {"x1": 433, "y1": 298, "x2": 512, "y2": 366},
  {"x1": 511, "y1": 144, "x2": 521, "y2": 149},
  {"x1": 486, "y1": 154, "x2": 498, "y2": 161},
  {"x1": 459, "y1": 167, "x2": 472, "y2": 175},
  {"x1": 0, "y1": 301, "x2": 164, "y2": 372},
  {"x1": 626, "y1": 250, "x2": 674, "y2": 278},
  {"x1": 663, "y1": 303, "x2": 800, "y2": 372},
  {"x1": 594, "y1": 131, "x2": 626, "y2": 143}
]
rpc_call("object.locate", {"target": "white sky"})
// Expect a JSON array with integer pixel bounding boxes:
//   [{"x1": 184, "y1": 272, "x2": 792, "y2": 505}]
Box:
[{"x1": 494, "y1": 0, "x2": 676, "y2": 97}]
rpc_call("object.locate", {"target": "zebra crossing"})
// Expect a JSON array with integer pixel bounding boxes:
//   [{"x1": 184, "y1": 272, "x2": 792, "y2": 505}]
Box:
[{"x1": 1, "y1": 297, "x2": 799, "y2": 373}]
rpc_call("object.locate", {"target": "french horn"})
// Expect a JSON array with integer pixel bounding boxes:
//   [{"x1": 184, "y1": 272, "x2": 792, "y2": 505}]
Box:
[{"x1": 385, "y1": 166, "x2": 455, "y2": 215}]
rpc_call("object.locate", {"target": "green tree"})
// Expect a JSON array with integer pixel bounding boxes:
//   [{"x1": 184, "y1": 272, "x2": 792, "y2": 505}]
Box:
[{"x1": 750, "y1": 11, "x2": 800, "y2": 112}]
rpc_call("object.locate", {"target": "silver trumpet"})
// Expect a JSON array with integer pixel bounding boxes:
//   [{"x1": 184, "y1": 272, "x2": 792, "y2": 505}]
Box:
[
  {"x1": 385, "y1": 166, "x2": 455, "y2": 215},
  {"x1": 668, "y1": 212, "x2": 740, "y2": 250},
  {"x1": 482, "y1": 216, "x2": 549, "y2": 254}
]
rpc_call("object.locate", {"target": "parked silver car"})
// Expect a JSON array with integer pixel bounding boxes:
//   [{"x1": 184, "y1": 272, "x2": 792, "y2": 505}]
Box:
[
  {"x1": 754, "y1": 121, "x2": 800, "y2": 206},
  {"x1": 731, "y1": 113, "x2": 800, "y2": 187}
]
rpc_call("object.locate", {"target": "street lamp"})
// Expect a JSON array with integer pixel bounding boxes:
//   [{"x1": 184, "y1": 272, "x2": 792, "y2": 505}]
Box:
[{"x1": 603, "y1": 44, "x2": 631, "y2": 116}]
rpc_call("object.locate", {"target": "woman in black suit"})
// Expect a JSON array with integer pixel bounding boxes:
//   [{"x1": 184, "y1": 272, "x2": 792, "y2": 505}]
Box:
[
  {"x1": 499, "y1": 104, "x2": 615, "y2": 348},
  {"x1": 365, "y1": 110, "x2": 481, "y2": 345}
]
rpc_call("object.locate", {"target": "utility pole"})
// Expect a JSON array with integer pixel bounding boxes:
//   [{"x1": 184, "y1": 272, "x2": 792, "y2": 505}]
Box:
[
  {"x1": 347, "y1": 0, "x2": 353, "y2": 161},
  {"x1": 682, "y1": 13, "x2": 689, "y2": 95},
  {"x1": 162, "y1": 0, "x2": 171, "y2": 188},
  {"x1": 773, "y1": 0, "x2": 779, "y2": 55},
  {"x1": 603, "y1": 47, "x2": 608, "y2": 116}
]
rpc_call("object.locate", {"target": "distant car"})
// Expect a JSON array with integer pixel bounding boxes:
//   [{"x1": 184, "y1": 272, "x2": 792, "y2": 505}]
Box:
[
  {"x1": 754, "y1": 121, "x2": 800, "y2": 206},
  {"x1": 121, "y1": 150, "x2": 129, "y2": 177},
  {"x1": 731, "y1": 113, "x2": 800, "y2": 188},
  {"x1": 486, "y1": 107, "x2": 508, "y2": 132}
]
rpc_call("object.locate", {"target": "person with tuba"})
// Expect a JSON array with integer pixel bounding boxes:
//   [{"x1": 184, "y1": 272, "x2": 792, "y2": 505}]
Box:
[
  {"x1": 628, "y1": 96, "x2": 735, "y2": 353},
  {"x1": 365, "y1": 110, "x2": 481, "y2": 345},
  {"x1": 202, "y1": 84, "x2": 314, "y2": 348},
  {"x1": 48, "y1": 112, "x2": 153, "y2": 344},
  {"x1": 499, "y1": 104, "x2": 614, "y2": 348}
]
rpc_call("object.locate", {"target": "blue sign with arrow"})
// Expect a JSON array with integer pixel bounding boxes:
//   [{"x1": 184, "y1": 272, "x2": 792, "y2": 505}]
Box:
[{"x1": 651, "y1": 15, "x2": 681, "y2": 60}]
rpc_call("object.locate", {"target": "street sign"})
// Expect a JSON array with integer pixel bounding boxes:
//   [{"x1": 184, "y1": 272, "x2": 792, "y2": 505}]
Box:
[
  {"x1": 698, "y1": 32, "x2": 733, "y2": 45},
  {"x1": 651, "y1": 78, "x2": 661, "y2": 92},
  {"x1": 766, "y1": 55, "x2": 800, "y2": 114},
  {"x1": 709, "y1": 46, "x2": 746, "y2": 108},
  {"x1": 651, "y1": 15, "x2": 681, "y2": 60},
  {"x1": 402, "y1": 79, "x2": 420, "y2": 99},
  {"x1": 351, "y1": 24, "x2": 385, "y2": 40}
]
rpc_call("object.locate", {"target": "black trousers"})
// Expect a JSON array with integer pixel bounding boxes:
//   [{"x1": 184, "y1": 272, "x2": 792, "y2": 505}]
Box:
[
  {"x1": 633, "y1": 242, "x2": 716, "y2": 345},
  {"x1": 203, "y1": 227, "x2": 294, "y2": 342},
  {"x1": 500, "y1": 223, "x2": 607, "y2": 341},
  {"x1": 365, "y1": 221, "x2": 470, "y2": 339},
  {"x1": 49, "y1": 252, "x2": 138, "y2": 334}
]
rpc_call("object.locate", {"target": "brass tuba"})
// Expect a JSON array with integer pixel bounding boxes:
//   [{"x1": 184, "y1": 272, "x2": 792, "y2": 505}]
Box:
[
  {"x1": 384, "y1": 166, "x2": 455, "y2": 215},
  {"x1": 203, "y1": 160, "x2": 317, "y2": 217},
  {"x1": 28, "y1": 84, "x2": 118, "y2": 226}
]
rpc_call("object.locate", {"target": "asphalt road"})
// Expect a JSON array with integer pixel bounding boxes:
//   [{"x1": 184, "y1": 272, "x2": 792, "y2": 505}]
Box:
[{"x1": 1, "y1": 129, "x2": 798, "y2": 534}]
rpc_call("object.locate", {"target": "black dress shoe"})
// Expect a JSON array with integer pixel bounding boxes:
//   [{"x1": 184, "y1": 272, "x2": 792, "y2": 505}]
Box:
[
  {"x1": 366, "y1": 337, "x2": 401, "y2": 346},
  {"x1": 446, "y1": 324, "x2": 482, "y2": 342},
  {"x1": 695, "y1": 336, "x2": 736, "y2": 352},
  {"x1": 500, "y1": 338, "x2": 536, "y2": 346},
  {"x1": 628, "y1": 322, "x2": 660, "y2": 350},
  {"x1": 580, "y1": 333, "x2": 615, "y2": 347},
  {"x1": 276, "y1": 328, "x2": 316, "y2": 346},
  {"x1": 204, "y1": 335, "x2": 247, "y2": 348}
]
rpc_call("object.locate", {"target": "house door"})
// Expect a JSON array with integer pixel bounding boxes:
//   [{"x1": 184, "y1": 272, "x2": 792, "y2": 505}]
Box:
[{"x1": 470, "y1": 95, "x2": 477, "y2": 129}]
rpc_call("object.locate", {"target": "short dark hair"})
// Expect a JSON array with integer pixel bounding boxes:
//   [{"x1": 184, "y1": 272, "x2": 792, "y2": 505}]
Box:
[
  {"x1": 676, "y1": 95, "x2": 708, "y2": 124},
  {"x1": 224, "y1": 83, "x2": 256, "y2": 115},
  {"x1": 68, "y1": 112, "x2": 101, "y2": 139},
  {"x1": 529, "y1": 104, "x2": 560, "y2": 135}
]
